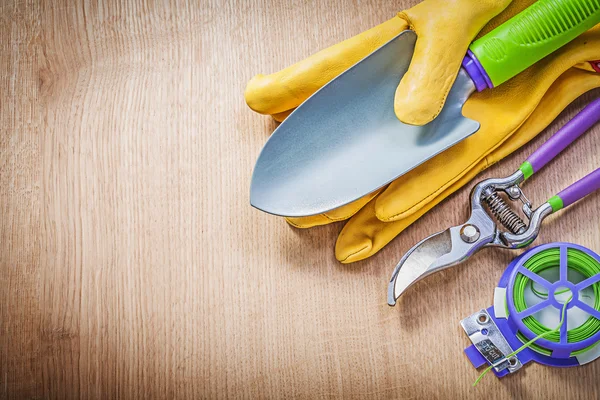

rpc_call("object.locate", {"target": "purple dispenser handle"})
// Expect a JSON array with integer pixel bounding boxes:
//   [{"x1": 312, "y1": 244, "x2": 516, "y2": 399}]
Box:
[{"x1": 521, "y1": 98, "x2": 600, "y2": 177}]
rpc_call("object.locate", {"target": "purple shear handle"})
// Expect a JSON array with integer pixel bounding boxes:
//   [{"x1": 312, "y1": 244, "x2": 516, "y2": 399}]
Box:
[
  {"x1": 519, "y1": 98, "x2": 600, "y2": 211},
  {"x1": 556, "y1": 168, "x2": 600, "y2": 209},
  {"x1": 526, "y1": 98, "x2": 600, "y2": 173}
]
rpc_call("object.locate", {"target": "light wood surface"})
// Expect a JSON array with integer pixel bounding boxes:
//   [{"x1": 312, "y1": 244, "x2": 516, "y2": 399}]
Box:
[{"x1": 1, "y1": 0, "x2": 600, "y2": 398}]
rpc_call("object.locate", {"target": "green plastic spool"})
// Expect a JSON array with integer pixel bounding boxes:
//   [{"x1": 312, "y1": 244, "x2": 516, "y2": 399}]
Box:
[{"x1": 511, "y1": 248, "x2": 600, "y2": 356}]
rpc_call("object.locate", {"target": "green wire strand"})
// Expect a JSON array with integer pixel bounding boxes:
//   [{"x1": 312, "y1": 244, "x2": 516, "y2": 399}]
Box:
[
  {"x1": 526, "y1": 282, "x2": 592, "y2": 356},
  {"x1": 473, "y1": 295, "x2": 572, "y2": 386},
  {"x1": 530, "y1": 283, "x2": 570, "y2": 299},
  {"x1": 474, "y1": 248, "x2": 600, "y2": 386}
]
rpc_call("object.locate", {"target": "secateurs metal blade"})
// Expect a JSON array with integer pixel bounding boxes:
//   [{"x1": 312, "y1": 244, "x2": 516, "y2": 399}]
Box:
[{"x1": 388, "y1": 98, "x2": 600, "y2": 306}]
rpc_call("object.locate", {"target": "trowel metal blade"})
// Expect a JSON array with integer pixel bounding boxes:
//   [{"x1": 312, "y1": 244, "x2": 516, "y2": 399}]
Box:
[{"x1": 250, "y1": 30, "x2": 480, "y2": 217}]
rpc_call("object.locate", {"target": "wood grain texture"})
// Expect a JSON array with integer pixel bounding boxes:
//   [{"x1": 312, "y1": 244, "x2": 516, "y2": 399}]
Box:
[{"x1": 1, "y1": 0, "x2": 599, "y2": 398}]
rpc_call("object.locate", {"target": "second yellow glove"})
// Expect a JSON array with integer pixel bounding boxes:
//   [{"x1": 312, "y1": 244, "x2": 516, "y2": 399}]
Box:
[{"x1": 245, "y1": 0, "x2": 600, "y2": 263}]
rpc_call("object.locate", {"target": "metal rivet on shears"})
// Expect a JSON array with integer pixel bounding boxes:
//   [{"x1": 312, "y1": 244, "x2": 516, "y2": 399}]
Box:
[
  {"x1": 460, "y1": 224, "x2": 480, "y2": 243},
  {"x1": 506, "y1": 186, "x2": 521, "y2": 200}
]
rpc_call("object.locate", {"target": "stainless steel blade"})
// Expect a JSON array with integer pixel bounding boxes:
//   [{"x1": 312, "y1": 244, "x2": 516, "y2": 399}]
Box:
[
  {"x1": 387, "y1": 230, "x2": 452, "y2": 306},
  {"x1": 250, "y1": 30, "x2": 480, "y2": 217},
  {"x1": 388, "y1": 210, "x2": 497, "y2": 305}
]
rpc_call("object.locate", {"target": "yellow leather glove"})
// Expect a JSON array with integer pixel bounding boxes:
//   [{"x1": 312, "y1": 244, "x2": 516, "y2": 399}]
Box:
[
  {"x1": 245, "y1": 0, "x2": 600, "y2": 262},
  {"x1": 285, "y1": 23, "x2": 600, "y2": 230},
  {"x1": 332, "y1": 21, "x2": 600, "y2": 261},
  {"x1": 245, "y1": 0, "x2": 515, "y2": 125},
  {"x1": 252, "y1": 0, "x2": 534, "y2": 228},
  {"x1": 285, "y1": 31, "x2": 600, "y2": 263}
]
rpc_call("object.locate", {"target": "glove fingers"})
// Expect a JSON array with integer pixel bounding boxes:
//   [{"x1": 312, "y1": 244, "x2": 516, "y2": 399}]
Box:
[
  {"x1": 286, "y1": 188, "x2": 384, "y2": 229},
  {"x1": 286, "y1": 214, "x2": 334, "y2": 228},
  {"x1": 245, "y1": 17, "x2": 409, "y2": 116},
  {"x1": 394, "y1": 0, "x2": 511, "y2": 125},
  {"x1": 335, "y1": 182, "x2": 459, "y2": 263},
  {"x1": 335, "y1": 197, "x2": 404, "y2": 263},
  {"x1": 271, "y1": 109, "x2": 293, "y2": 123}
]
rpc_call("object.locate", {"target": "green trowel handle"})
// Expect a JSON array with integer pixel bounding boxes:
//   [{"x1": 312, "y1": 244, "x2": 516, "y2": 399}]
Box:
[{"x1": 469, "y1": 0, "x2": 600, "y2": 87}]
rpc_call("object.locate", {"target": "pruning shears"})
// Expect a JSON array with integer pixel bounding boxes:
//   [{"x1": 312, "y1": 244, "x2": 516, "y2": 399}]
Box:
[{"x1": 389, "y1": 98, "x2": 600, "y2": 306}]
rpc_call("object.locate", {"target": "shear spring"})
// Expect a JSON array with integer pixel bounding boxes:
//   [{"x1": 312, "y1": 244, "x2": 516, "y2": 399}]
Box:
[{"x1": 484, "y1": 191, "x2": 527, "y2": 234}]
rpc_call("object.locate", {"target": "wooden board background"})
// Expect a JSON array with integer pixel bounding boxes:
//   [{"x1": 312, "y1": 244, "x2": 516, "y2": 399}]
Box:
[{"x1": 1, "y1": 0, "x2": 600, "y2": 398}]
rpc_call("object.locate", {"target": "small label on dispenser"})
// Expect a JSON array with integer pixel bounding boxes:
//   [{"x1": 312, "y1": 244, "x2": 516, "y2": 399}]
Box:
[{"x1": 475, "y1": 339, "x2": 505, "y2": 365}]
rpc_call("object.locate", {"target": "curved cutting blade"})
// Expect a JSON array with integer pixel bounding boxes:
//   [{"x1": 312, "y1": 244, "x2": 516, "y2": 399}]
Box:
[
  {"x1": 388, "y1": 230, "x2": 452, "y2": 306},
  {"x1": 250, "y1": 30, "x2": 479, "y2": 217},
  {"x1": 388, "y1": 220, "x2": 495, "y2": 306}
]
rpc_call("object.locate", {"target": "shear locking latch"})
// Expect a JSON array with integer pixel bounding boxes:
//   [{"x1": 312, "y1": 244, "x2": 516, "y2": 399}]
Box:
[{"x1": 461, "y1": 310, "x2": 522, "y2": 374}]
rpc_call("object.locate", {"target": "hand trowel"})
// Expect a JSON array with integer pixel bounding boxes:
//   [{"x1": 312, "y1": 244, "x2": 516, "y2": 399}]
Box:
[{"x1": 250, "y1": 0, "x2": 600, "y2": 217}]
